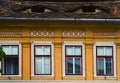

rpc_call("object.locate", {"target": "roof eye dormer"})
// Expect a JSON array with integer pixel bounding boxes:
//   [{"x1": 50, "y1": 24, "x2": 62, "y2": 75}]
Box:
[
  {"x1": 66, "y1": 6, "x2": 110, "y2": 14},
  {"x1": 16, "y1": 5, "x2": 57, "y2": 13}
]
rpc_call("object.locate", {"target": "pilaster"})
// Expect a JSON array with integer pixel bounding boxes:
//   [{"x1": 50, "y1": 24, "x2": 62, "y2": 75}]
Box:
[
  {"x1": 54, "y1": 41, "x2": 62, "y2": 80},
  {"x1": 85, "y1": 40, "x2": 94, "y2": 80},
  {"x1": 22, "y1": 40, "x2": 31, "y2": 80},
  {"x1": 116, "y1": 42, "x2": 120, "y2": 80}
]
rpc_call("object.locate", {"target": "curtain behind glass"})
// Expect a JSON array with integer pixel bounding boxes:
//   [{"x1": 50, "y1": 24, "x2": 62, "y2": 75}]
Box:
[
  {"x1": 75, "y1": 58, "x2": 81, "y2": 74},
  {"x1": 105, "y1": 47, "x2": 112, "y2": 56},
  {"x1": 97, "y1": 47, "x2": 104, "y2": 56},
  {"x1": 44, "y1": 46, "x2": 50, "y2": 55},
  {"x1": 35, "y1": 57, "x2": 50, "y2": 74},
  {"x1": 97, "y1": 58, "x2": 104, "y2": 75},
  {"x1": 66, "y1": 58, "x2": 73, "y2": 74},
  {"x1": 4, "y1": 58, "x2": 18, "y2": 75},
  {"x1": 3, "y1": 46, "x2": 18, "y2": 55},
  {"x1": 66, "y1": 47, "x2": 73, "y2": 55},
  {"x1": 35, "y1": 57, "x2": 42, "y2": 74},
  {"x1": 35, "y1": 46, "x2": 43, "y2": 55},
  {"x1": 11, "y1": 46, "x2": 18, "y2": 55},
  {"x1": 3, "y1": 46, "x2": 11, "y2": 55},
  {"x1": 106, "y1": 58, "x2": 112, "y2": 75},
  {"x1": 74, "y1": 47, "x2": 81, "y2": 55},
  {"x1": 44, "y1": 57, "x2": 50, "y2": 74}
]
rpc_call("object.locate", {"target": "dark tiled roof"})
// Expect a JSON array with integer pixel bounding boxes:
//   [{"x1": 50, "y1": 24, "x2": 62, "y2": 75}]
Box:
[{"x1": 0, "y1": 0, "x2": 120, "y2": 19}]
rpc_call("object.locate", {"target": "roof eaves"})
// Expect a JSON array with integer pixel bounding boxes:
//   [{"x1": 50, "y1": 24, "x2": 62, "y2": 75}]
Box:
[{"x1": 0, "y1": 17, "x2": 120, "y2": 22}]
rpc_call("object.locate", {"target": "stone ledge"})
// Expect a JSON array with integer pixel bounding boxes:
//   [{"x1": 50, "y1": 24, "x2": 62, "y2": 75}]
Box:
[{"x1": 0, "y1": 80, "x2": 120, "y2": 83}]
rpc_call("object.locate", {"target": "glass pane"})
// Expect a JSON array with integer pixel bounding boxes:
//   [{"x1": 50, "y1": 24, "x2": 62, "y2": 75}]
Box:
[
  {"x1": 66, "y1": 58, "x2": 73, "y2": 74},
  {"x1": 97, "y1": 47, "x2": 104, "y2": 56},
  {"x1": 44, "y1": 57, "x2": 50, "y2": 74},
  {"x1": 75, "y1": 58, "x2": 81, "y2": 74},
  {"x1": 3, "y1": 46, "x2": 11, "y2": 55},
  {"x1": 44, "y1": 46, "x2": 50, "y2": 55},
  {"x1": 106, "y1": 58, "x2": 112, "y2": 75},
  {"x1": 35, "y1": 57, "x2": 42, "y2": 74},
  {"x1": 66, "y1": 47, "x2": 73, "y2": 55},
  {"x1": 74, "y1": 47, "x2": 81, "y2": 56},
  {"x1": 105, "y1": 47, "x2": 112, "y2": 56},
  {"x1": 97, "y1": 58, "x2": 104, "y2": 75},
  {"x1": 11, "y1": 46, "x2": 18, "y2": 55},
  {"x1": 35, "y1": 46, "x2": 43, "y2": 55},
  {"x1": 4, "y1": 58, "x2": 18, "y2": 75}
]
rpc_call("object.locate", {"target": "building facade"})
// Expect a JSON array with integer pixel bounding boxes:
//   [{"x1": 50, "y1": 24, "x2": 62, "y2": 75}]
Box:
[{"x1": 0, "y1": 0, "x2": 120, "y2": 82}]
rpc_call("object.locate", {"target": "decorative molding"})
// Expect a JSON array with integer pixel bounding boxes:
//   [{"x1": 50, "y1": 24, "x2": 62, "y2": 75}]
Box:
[
  {"x1": 93, "y1": 42, "x2": 116, "y2": 78},
  {"x1": 0, "y1": 31, "x2": 22, "y2": 36},
  {"x1": 62, "y1": 31, "x2": 85, "y2": 37},
  {"x1": 30, "y1": 31, "x2": 54, "y2": 36},
  {"x1": 62, "y1": 41, "x2": 85, "y2": 77},
  {"x1": 31, "y1": 41, "x2": 54, "y2": 77},
  {"x1": 0, "y1": 41, "x2": 22, "y2": 77},
  {"x1": 92, "y1": 32, "x2": 117, "y2": 36}
]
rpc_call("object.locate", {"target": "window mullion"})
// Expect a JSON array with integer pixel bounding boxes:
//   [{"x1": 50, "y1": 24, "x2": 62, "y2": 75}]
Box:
[
  {"x1": 42, "y1": 57, "x2": 44, "y2": 74},
  {"x1": 10, "y1": 46, "x2": 11, "y2": 55},
  {"x1": 2, "y1": 59, "x2": 4, "y2": 74},
  {"x1": 104, "y1": 47, "x2": 105, "y2": 55},
  {"x1": 73, "y1": 57, "x2": 75, "y2": 74},
  {"x1": 73, "y1": 47, "x2": 74, "y2": 55},
  {"x1": 42, "y1": 46, "x2": 44, "y2": 55},
  {"x1": 73, "y1": 47, "x2": 75, "y2": 74},
  {"x1": 104, "y1": 58, "x2": 106, "y2": 75}
]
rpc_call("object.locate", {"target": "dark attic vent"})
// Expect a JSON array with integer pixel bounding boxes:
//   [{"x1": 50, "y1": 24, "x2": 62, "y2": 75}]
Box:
[
  {"x1": 32, "y1": 6, "x2": 45, "y2": 13},
  {"x1": 82, "y1": 6, "x2": 95, "y2": 12}
]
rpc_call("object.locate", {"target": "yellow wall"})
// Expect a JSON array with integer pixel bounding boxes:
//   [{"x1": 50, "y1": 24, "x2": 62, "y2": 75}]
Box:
[{"x1": 0, "y1": 21, "x2": 120, "y2": 80}]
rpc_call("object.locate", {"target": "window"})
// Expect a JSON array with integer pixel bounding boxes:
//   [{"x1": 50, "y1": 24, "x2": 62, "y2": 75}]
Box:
[
  {"x1": 62, "y1": 42, "x2": 85, "y2": 77},
  {"x1": 0, "y1": 41, "x2": 22, "y2": 76},
  {"x1": 2, "y1": 45, "x2": 19, "y2": 75},
  {"x1": 16, "y1": 6, "x2": 57, "y2": 13},
  {"x1": 34, "y1": 45, "x2": 51, "y2": 75},
  {"x1": 31, "y1": 41, "x2": 54, "y2": 76},
  {"x1": 96, "y1": 46, "x2": 113, "y2": 76},
  {"x1": 65, "y1": 46, "x2": 82, "y2": 75},
  {"x1": 94, "y1": 42, "x2": 116, "y2": 77}
]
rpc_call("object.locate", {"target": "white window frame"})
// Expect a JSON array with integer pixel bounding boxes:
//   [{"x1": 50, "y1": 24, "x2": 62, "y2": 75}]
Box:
[
  {"x1": 0, "y1": 41, "x2": 22, "y2": 77},
  {"x1": 62, "y1": 41, "x2": 85, "y2": 77},
  {"x1": 31, "y1": 41, "x2": 54, "y2": 77},
  {"x1": 94, "y1": 42, "x2": 116, "y2": 78}
]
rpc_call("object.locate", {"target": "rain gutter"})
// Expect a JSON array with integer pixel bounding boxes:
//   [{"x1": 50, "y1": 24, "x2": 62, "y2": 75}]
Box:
[{"x1": 0, "y1": 17, "x2": 120, "y2": 22}]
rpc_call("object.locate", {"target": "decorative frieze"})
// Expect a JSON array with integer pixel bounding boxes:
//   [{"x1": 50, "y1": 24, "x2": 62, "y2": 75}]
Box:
[
  {"x1": 92, "y1": 32, "x2": 117, "y2": 36},
  {"x1": 30, "y1": 31, "x2": 54, "y2": 36},
  {"x1": 0, "y1": 31, "x2": 22, "y2": 36},
  {"x1": 62, "y1": 31, "x2": 85, "y2": 37}
]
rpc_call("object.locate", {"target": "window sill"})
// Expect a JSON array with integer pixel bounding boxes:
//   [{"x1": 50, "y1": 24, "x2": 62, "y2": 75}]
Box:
[
  {"x1": 0, "y1": 75, "x2": 22, "y2": 77},
  {"x1": 94, "y1": 76, "x2": 116, "y2": 80},
  {"x1": 31, "y1": 75, "x2": 54, "y2": 80},
  {"x1": 0, "y1": 75, "x2": 22, "y2": 80},
  {"x1": 63, "y1": 75, "x2": 86, "y2": 80}
]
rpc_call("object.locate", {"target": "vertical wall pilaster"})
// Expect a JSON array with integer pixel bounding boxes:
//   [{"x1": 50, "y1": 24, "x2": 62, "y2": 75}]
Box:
[
  {"x1": 22, "y1": 41, "x2": 31, "y2": 80},
  {"x1": 54, "y1": 42, "x2": 62, "y2": 80},
  {"x1": 85, "y1": 42, "x2": 93, "y2": 80},
  {"x1": 85, "y1": 27, "x2": 94, "y2": 80},
  {"x1": 116, "y1": 43, "x2": 120, "y2": 80}
]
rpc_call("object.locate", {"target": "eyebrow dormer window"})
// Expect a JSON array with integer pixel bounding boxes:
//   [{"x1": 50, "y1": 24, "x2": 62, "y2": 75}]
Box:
[
  {"x1": 67, "y1": 6, "x2": 102, "y2": 14},
  {"x1": 30, "y1": 6, "x2": 53, "y2": 13},
  {"x1": 17, "y1": 6, "x2": 56, "y2": 13}
]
